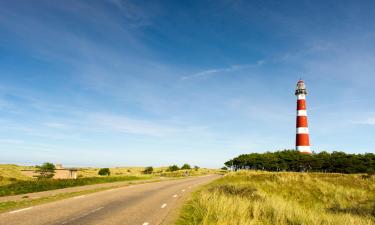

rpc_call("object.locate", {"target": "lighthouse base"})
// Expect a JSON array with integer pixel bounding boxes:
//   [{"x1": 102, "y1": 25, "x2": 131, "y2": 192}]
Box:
[{"x1": 296, "y1": 146, "x2": 312, "y2": 154}]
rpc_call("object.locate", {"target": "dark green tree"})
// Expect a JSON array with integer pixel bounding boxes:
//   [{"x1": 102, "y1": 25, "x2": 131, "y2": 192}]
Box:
[
  {"x1": 167, "y1": 165, "x2": 180, "y2": 172},
  {"x1": 143, "y1": 166, "x2": 154, "y2": 174},
  {"x1": 98, "y1": 168, "x2": 111, "y2": 176},
  {"x1": 181, "y1": 163, "x2": 191, "y2": 170},
  {"x1": 34, "y1": 162, "x2": 56, "y2": 179},
  {"x1": 225, "y1": 150, "x2": 375, "y2": 174}
]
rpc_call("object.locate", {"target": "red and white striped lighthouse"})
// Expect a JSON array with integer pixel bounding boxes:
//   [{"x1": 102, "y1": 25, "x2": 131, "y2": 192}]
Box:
[{"x1": 295, "y1": 80, "x2": 312, "y2": 154}]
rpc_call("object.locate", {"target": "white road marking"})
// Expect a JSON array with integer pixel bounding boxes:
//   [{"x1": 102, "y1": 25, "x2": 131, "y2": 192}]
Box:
[
  {"x1": 73, "y1": 195, "x2": 86, "y2": 199},
  {"x1": 161, "y1": 203, "x2": 167, "y2": 208},
  {"x1": 181, "y1": 189, "x2": 185, "y2": 192},
  {"x1": 91, "y1": 207, "x2": 104, "y2": 213},
  {"x1": 9, "y1": 207, "x2": 32, "y2": 214},
  {"x1": 173, "y1": 194, "x2": 178, "y2": 198},
  {"x1": 142, "y1": 223, "x2": 149, "y2": 225}
]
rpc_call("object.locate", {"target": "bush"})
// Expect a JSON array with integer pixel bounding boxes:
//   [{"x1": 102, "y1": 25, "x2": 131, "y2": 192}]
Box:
[
  {"x1": 221, "y1": 166, "x2": 228, "y2": 170},
  {"x1": 194, "y1": 166, "x2": 200, "y2": 171},
  {"x1": 98, "y1": 168, "x2": 111, "y2": 176},
  {"x1": 143, "y1": 166, "x2": 154, "y2": 174},
  {"x1": 167, "y1": 165, "x2": 180, "y2": 172},
  {"x1": 181, "y1": 163, "x2": 191, "y2": 170},
  {"x1": 34, "y1": 162, "x2": 55, "y2": 179}
]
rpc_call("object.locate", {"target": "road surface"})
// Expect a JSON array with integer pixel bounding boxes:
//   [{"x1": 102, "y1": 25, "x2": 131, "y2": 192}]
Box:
[{"x1": 0, "y1": 175, "x2": 219, "y2": 225}]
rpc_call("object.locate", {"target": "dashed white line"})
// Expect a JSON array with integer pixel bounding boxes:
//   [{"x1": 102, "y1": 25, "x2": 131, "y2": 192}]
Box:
[
  {"x1": 161, "y1": 203, "x2": 167, "y2": 208},
  {"x1": 173, "y1": 194, "x2": 178, "y2": 198},
  {"x1": 91, "y1": 207, "x2": 104, "y2": 213},
  {"x1": 9, "y1": 207, "x2": 33, "y2": 214},
  {"x1": 142, "y1": 223, "x2": 149, "y2": 225}
]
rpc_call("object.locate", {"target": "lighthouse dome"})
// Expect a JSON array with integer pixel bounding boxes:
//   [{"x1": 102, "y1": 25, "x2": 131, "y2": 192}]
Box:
[{"x1": 295, "y1": 80, "x2": 307, "y2": 95}]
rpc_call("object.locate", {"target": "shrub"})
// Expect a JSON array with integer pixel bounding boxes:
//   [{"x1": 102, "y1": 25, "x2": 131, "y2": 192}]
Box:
[
  {"x1": 181, "y1": 164, "x2": 191, "y2": 170},
  {"x1": 143, "y1": 166, "x2": 154, "y2": 174},
  {"x1": 221, "y1": 166, "x2": 228, "y2": 170},
  {"x1": 98, "y1": 168, "x2": 111, "y2": 176},
  {"x1": 34, "y1": 162, "x2": 55, "y2": 179},
  {"x1": 167, "y1": 165, "x2": 180, "y2": 172},
  {"x1": 194, "y1": 166, "x2": 200, "y2": 171}
]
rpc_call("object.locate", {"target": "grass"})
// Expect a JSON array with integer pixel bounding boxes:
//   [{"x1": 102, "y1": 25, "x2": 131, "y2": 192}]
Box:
[
  {"x1": 0, "y1": 175, "x2": 148, "y2": 197},
  {"x1": 176, "y1": 171, "x2": 375, "y2": 225},
  {"x1": 0, "y1": 164, "x2": 33, "y2": 185},
  {"x1": 0, "y1": 164, "x2": 218, "y2": 197}
]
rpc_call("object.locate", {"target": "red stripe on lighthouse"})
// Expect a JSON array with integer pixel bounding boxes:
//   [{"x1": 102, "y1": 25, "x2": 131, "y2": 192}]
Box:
[
  {"x1": 297, "y1": 99, "x2": 306, "y2": 110},
  {"x1": 296, "y1": 116, "x2": 308, "y2": 128},
  {"x1": 296, "y1": 134, "x2": 310, "y2": 146}
]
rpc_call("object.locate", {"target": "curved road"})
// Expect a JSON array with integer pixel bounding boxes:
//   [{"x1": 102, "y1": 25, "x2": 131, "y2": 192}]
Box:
[{"x1": 0, "y1": 175, "x2": 219, "y2": 225}]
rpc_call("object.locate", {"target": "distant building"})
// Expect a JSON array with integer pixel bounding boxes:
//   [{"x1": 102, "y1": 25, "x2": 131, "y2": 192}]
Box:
[{"x1": 21, "y1": 164, "x2": 78, "y2": 179}]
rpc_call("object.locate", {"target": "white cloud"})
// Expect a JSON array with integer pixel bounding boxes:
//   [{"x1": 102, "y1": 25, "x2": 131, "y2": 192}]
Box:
[
  {"x1": 181, "y1": 60, "x2": 265, "y2": 80},
  {"x1": 92, "y1": 114, "x2": 178, "y2": 136},
  {"x1": 354, "y1": 117, "x2": 375, "y2": 125}
]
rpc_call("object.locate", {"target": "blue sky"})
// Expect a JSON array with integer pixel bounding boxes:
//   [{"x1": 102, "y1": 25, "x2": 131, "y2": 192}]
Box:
[{"x1": 1, "y1": 0, "x2": 375, "y2": 168}]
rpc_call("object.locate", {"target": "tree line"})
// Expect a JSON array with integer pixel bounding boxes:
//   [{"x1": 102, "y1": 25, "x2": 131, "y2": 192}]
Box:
[{"x1": 224, "y1": 150, "x2": 375, "y2": 174}]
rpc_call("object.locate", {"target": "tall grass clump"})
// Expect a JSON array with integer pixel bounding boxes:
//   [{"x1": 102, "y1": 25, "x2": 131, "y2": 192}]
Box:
[{"x1": 176, "y1": 171, "x2": 375, "y2": 225}]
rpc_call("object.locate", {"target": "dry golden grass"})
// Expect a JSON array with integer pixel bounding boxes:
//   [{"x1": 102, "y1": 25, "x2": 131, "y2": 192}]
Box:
[
  {"x1": 0, "y1": 164, "x2": 217, "y2": 185},
  {"x1": 176, "y1": 171, "x2": 375, "y2": 225},
  {"x1": 0, "y1": 164, "x2": 33, "y2": 185},
  {"x1": 77, "y1": 167, "x2": 215, "y2": 177}
]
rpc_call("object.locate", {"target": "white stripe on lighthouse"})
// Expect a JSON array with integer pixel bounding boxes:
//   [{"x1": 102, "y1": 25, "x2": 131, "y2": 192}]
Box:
[
  {"x1": 296, "y1": 127, "x2": 309, "y2": 134},
  {"x1": 297, "y1": 94, "x2": 306, "y2": 100},
  {"x1": 296, "y1": 146, "x2": 311, "y2": 151},
  {"x1": 297, "y1": 110, "x2": 307, "y2": 116}
]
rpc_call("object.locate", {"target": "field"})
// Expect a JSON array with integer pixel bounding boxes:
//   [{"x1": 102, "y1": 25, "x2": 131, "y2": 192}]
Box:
[
  {"x1": 176, "y1": 171, "x2": 375, "y2": 225},
  {"x1": 0, "y1": 164, "x2": 216, "y2": 197}
]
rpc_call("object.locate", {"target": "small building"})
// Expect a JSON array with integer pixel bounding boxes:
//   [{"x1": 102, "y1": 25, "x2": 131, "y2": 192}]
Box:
[{"x1": 21, "y1": 164, "x2": 78, "y2": 179}]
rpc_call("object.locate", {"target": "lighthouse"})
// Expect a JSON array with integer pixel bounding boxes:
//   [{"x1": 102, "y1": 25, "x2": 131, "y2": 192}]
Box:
[{"x1": 295, "y1": 80, "x2": 312, "y2": 154}]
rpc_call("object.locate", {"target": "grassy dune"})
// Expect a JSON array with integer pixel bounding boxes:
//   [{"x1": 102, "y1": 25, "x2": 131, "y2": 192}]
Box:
[
  {"x1": 0, "y1": 164, "x2": 217, "y2": 196},
  {"x1": 176, "y1": 171, "x2": 375, "y2": 225},
  {"x1": 0, "y1": 164, "x2": 33, "y2": 186}
]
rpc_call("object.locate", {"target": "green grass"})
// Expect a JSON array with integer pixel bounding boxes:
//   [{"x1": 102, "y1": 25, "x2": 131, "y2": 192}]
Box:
[
  {"x1": 0, "y1": 175, "x2": 148, "y2": 197},
  {"x1": 176, "y1": 171, "x2": 375, "y2": 225}
]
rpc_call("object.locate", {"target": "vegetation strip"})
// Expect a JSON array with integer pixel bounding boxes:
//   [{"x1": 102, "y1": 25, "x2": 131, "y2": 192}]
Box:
[
  {"x1": 225, "y1": 150, "x2": 375, "y2": 173},
  {"x1": 0, "y1": 176, "x2": 147, "y2": 197}
]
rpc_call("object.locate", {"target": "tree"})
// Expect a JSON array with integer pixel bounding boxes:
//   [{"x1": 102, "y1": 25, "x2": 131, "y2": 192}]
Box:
[
  {"x1": 98, "y1": 168, "x2": 111, "y2": 176},
  {"x1": 34, "y1": 162, "x2": 55, "y2": 179},
  {"x1": 194, "y1": 165, "x2": 200, "y2": 171},
  {"x1": 167, "y1": 165, "x2": 180, "y2": 172},
  {"x1": 181, "y1": 163, "x2": 191, "y2": 170},
  {"x1": 143, "y1": 166, "x2": 154, "y2": 174},
  {"x1": 224, "y1": 150, "x2": 375, "y2": 174},
  {"x1": 221, "y1": 166, "x2": 228, "y2": 170}
]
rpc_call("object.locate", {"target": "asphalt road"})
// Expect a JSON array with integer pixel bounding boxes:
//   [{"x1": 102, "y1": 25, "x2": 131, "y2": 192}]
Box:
[{"x1": 0, "y1": 175, "x2": 219, "y2": 225}]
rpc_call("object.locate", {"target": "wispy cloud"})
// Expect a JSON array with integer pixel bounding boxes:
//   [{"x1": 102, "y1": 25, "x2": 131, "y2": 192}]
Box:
[
  {"x1": 354, "y1": 117, "x2": 375, "y2": 125},
  {"x1": 91, "y1": 114, "x2": 178, "y2": 136},
  {"x1": 181, "y1": 60, "x2": 265, "y2": 80}
]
